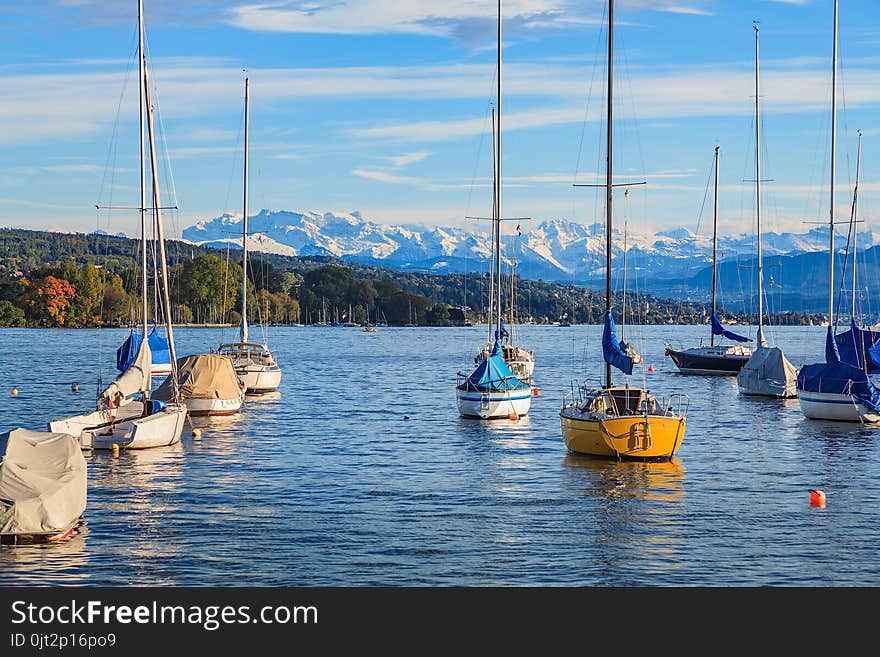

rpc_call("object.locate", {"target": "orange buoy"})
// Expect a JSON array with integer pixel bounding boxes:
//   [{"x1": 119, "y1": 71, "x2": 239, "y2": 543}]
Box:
[
  {"x1": 10, "y1": 388, "x2": 18, "y2": 396},
  {"x1": 533, "y1": 388, "x2": 541, "y2": 396},
  {"x1": 647, "y1": 365, "x2": 654, "y2": 372},
  {"x1": 508, "y1": 413, "x2": 518, "y2": 421},
  {"x1": 809, "y1": 489, "x2": 826, "y2": 508}
]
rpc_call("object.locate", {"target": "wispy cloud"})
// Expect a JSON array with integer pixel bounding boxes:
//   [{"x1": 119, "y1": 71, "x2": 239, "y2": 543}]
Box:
[
  {"x1": 379, "y1": 151, "x2": 431, "y2": 167},
  {"x1": 352, "y1": 169, "x2": 421, "y2": 184},
  {"x1": 270, "y1": 153, "x2": 305, "y2": 160}
]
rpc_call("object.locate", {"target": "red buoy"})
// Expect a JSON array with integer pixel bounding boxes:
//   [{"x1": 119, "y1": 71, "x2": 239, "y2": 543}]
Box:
[
  {"x1": 809, "y1": 489, "x2": 826, "y2": 508},
  {"x1": 508, "y1": 413, "x2": 517, "y2": 421},
  {"x1": 647, "y1": 365, "x2": 654, "y2": 372}
]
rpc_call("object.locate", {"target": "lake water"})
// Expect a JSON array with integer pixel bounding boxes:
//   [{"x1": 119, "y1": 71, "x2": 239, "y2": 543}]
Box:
[{"x1": 1, "y1": 323, "x2": 878, "y2": 586}]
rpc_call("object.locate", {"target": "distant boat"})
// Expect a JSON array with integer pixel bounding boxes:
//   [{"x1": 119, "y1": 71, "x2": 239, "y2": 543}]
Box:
[
  {"x1": 456, "y1": 1, "x2": 531, "y2": 420},
  {"x1": 666, "y1": 147, "x2": 753, "y2": 375},
  {"x1": 736, "y1": 25, "x2": 798, "y2": 399},
  {"x1": 560, "y1": 0, "x2": 687, "y2": 460},
  {"x1": 217, "y1": 77, "x2": 282, "y2": 395},
  {"x1": 49, "y1": 0, "x2": 188, "y2": 450},
  {"x1": 0, "y1": 428, "x2": 86, "y2": 545}
]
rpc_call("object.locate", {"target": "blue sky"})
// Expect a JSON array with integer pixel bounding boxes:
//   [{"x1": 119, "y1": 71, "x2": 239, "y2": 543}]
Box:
[{"x1": 1, "y1": 0, "x2": 879, "y2": 242}]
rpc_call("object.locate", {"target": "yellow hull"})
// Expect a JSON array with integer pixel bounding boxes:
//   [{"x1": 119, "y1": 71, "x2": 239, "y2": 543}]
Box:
[{"x1": 560, "y1": 411, "x2": 686, "y2": 460}]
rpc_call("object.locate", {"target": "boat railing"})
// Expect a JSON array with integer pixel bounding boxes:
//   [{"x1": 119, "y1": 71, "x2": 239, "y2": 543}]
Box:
[{"x1": 662, "y1": 393, "x2": 690, "y2": 418}]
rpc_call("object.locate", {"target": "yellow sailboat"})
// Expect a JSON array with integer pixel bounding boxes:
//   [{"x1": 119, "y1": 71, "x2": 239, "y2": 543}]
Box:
[{"x1": 560, "y1": 0, "x2": 687, "y2": 461}]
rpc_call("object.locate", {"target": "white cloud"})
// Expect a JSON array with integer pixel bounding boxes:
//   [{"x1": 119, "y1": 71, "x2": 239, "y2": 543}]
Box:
[
  {"x1": 380, "y1": 151, "x2": 431, "y2": 168},
  {"x1": 352, "y1": 169, "x2": 421, "y2": 184}
]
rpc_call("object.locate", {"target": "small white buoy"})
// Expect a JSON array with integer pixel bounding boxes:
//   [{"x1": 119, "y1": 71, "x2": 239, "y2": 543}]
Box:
[{"x1": 191, "y1": 428, "x2": 202, "y2": 438}]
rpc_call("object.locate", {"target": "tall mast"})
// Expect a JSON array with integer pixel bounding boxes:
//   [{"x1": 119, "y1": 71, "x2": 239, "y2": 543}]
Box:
[
  {"x1": 754, "y1": 24, "x2": 766, "y2": 347},
  {"x1": 711, "y1": 146, "x2": 719, "y2": 347},
  {"x1": 138, "y1": 0, "x2": 147, "y2": 340},
  {"x1": 488, "y1": 107, "x2": 497, "y2": 344},
  {"x1": 495, "y1": 0, "x2": 503, "y2": 342},
  {"x1": 143, "y1": 61, "x2": 179, "y2": 397},
  {"x1": 604, "y1": 0, "x2": 614, "y2": 388},
  {"x1": 851, "y1": 129, "x2": 862, "y2": 322},
  {"x1": 241, "y1": 77, "x2": 250, "y2": 343},
  {"x1": 829, "y1": 0, "x2": 838, "y2": 327}
]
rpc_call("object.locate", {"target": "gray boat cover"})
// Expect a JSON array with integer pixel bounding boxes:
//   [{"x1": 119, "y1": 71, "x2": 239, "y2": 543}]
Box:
[
  {"x1": 153, "y1": 353, "x2": 242, "y2": 401},
  {"x1": 737, "y1": 345, "x2": 798, "y2": 397},
  {"x1": 0, "y1": 428, "x2": 87, "y2": 536}
]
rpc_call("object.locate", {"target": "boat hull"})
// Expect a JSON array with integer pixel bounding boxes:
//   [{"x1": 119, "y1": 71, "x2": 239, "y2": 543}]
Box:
[
  {"x1": 236, "y1": 365, "x2": 282, "y2": 394},
  {"x1": 185, "y1": 394, "x2": 244, "y2": 416},
  {"x1": 50, "y1": 402, "x2": 188, "y2": 450},
  {"x1": 560, "y1": 407, "x2": 686, "y2": 460},
  {"x1": 666, "y1": 346, "x2": 750, "y2": 375},
  {"x1": 456, "y1": 388, "x2": 532, "y2": 419},
  {"x1": 1, "y1": 519, "x2": 82, "y2": 546},
  {"x1": 797, "y1": 391, "x2": 880, "y2": 422}
]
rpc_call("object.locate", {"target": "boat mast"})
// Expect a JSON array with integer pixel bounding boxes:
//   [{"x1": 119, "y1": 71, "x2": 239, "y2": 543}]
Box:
[
  {"x1": 143, "y1": 56, "x2": 179, "y2": 399},
  {"x1": 829, "y1": 0, "x2": 838, "y2": 329},
  {"x1": 241, "y1": 77, "x2": 250, "y2": 343},
  {"x1": 138, "y1": 0, "x2": 148, "y2": 341},
  {"x1": 754, "y1": 24, "x2": 766, "y2": 347},
  {"x1": 851, "y1": 129, "x2": 862, "y2": 323},
  {"x1": 711, "y1": 145, "x2": 719, "y2": 347},
  {"x1": 488, "y1": 106, "x2": 496, "y2": 345},
  {"x1": 495, "y1": 0, "x2": 503, "y2": 343},
  {"x1": 604, "y1": 0, "x2": 614, "y2": 388}
]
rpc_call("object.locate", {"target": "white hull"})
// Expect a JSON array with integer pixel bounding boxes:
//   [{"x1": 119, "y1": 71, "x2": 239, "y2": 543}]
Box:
[
  {"x1": 151, "y1": 363, "x2": 172, "y2": 376},
  {"x1": 185, "y1": 393, "x2": 244, "y2": 416},
  {"x1": 798, "y1": 391, "x2": 880, "y2": 422},
  {"x1": 49, "y1": 402, "x2": 144, "y2": 438},
  {"x1": 456, "y1": 388, "x2": 532, "y2": 419},
  {"x1": 236, "y1": 365, "x2": 282, "y2": 394},
  {"x1": 49, "y1": 402, "x2": 188, "y2": 450}
]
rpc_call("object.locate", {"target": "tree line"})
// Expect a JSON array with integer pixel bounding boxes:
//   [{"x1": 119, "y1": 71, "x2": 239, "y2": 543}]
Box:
[{"x1": 0, "y1": 228, "x2": 823, "y2": 328}]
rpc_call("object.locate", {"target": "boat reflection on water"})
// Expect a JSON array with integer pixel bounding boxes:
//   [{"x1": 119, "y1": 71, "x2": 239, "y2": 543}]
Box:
[
  {"x1": 563, "y1": 455, "x2": 687, "y2": 574},
  {"x1": 563, "y1": 454, "x2": 685, "y2": 503},
  {"x1": 456, "y1": 414, "x2": 532, "y2": 446},
  {"x1": 0, "y1": 525, "x2": 90, "y2": 584}
]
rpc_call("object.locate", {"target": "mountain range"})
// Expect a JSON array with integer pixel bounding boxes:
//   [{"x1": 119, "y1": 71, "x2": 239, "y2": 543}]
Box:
[{"x1": 181, "y1": 209, "x2": 880, "y2": 312}]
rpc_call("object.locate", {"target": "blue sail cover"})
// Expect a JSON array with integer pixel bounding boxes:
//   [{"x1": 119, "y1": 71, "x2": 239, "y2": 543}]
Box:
[
  {"x1": 602, "y1": 311, "x2": 634, "y2": 376},
  {"x1": 711, "y1": 314, "x2": 750, "y2": 343},
  {"x1": 117, "y1": 325, "x2": 171, "y2": 373},
  {"x1": 834, "y1": 320, "x2": 880, "y2": 372},
  {"x1": 797, "y1": 326, "x2": 880, "y2": 412},
  {"x1": 462, "y1": 340, "x2": 529, "y2": 392}
]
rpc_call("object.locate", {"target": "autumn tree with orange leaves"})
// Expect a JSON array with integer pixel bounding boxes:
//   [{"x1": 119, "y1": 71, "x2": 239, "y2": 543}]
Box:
[{"x1": 21, "y1": 275, "x2": 76, "y2": 326}]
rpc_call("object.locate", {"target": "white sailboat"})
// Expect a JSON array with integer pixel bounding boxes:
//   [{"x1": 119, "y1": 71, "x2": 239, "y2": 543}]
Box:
[
  {"x1": 797, "y1": 1, "x2": 880, "y2": 422},
  {"x1": 471, "y1": 0, "x2": 535, "y2": 385},
  {"x1": 217, "y1": 77, "x2": 283, "y2": 395},
  {"x1": 49, "y1": 0, "x2": 188, "y2": 449},
  {"x1": 736, "y1": 24, "x2": 798, "y2": 399},
  {"x1": 456, "y1": 0, "x2": 532, "y2": 420}
]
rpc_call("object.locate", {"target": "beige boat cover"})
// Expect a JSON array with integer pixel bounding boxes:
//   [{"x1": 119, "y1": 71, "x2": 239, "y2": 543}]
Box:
[
  {"x1": 101, "y1": 339, "x2": 151, "y2": 407},
  {"x1": 0, "y1": 428, "x2": 87, "y2": 536},
  {"x1": 153, "y1": 353, "x2": 241, "y2": 401}
]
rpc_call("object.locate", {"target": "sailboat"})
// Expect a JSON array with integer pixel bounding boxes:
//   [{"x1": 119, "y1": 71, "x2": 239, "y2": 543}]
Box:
[
  {"x1": 471, "y1": 1, "x2": 535, "y2": 385},
  {"x1": 217, "y1": 78, "x2": 283, "y2": 395},
  {"x1": 797, "y1": 3, "x2": 880, "y2": 422},
  {"x1": 48, "y1": 0, "x2": 188, "y2": 449},
  {"x1": 559, "y1": 0, "x2": 687, "y2": 460},
  {"x1": 736, "y1": 24, "x2": 798, "y2": 399},
  {"x1": 456, "y1": 1, "x2": 532, "y2": 420},
  {"x1": 666, "y1": 146, "x2": 753, "y2": 375}
]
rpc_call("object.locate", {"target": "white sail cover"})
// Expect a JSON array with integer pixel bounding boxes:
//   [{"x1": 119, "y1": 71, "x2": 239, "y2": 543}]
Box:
[
  {"x1": 101, "y1": 338, "x2": 151, "y2": 406},
  {"x1": 737, "y1": 345, "x2": 798, "y2": 398},
  {"x1": 0, "y1": 428, "x2": 87, "y2": 536}
]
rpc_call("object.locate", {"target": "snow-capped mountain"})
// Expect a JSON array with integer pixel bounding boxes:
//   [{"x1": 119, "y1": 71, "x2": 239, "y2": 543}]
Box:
[{"x1": 182, "y1": 209, "x2": 876, "y2": 289}]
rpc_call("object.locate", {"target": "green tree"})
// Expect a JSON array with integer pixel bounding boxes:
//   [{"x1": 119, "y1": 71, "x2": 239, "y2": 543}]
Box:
[
  {"x1": 102, "y1": 273, "x2": 130, "y2": 325},
  {"x1": 0, "y1": 300, "x2": 25, "y2": 327},
  {"x1": 177, "y1": 255, "x2": 242, "y2": 323}
]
